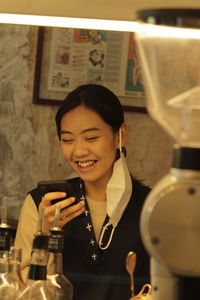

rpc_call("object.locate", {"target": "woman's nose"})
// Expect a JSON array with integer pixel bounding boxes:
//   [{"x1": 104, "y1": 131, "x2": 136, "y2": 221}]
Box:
[{"x1": 73, "y1": 140, "x2": 89, "y2": 157}]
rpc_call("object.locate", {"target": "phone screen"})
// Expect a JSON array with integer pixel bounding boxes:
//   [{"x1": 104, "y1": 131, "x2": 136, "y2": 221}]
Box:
[{"x1": 37, "y1": 180, "x2": 75, "y2": 204}]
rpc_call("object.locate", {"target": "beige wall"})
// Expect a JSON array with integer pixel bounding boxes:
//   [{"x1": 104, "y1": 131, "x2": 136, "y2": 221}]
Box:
[{"x1": 0, "y1": 24, "x2": 174, "y2": 220}]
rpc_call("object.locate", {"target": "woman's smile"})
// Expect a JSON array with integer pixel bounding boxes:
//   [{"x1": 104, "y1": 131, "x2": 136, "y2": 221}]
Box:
[{"x1": 76, "y1": 160, "x2": 98, "y2": 170}]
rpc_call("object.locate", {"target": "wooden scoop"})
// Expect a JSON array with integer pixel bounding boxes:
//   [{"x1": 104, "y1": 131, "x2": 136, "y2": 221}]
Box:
[{"x1": 126, "y1": 251, "x2": 137, "y2": 297}]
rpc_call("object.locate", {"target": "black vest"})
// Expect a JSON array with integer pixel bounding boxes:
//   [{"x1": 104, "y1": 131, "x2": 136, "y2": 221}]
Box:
[{"x1": 30, "y1": 177, "x2": 150, "y2": 300}]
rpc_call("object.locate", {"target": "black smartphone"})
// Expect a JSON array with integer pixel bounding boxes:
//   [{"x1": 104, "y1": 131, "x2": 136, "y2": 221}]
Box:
[{"x1": 37, "y1": 180, "x2": 77, "y2": 205}]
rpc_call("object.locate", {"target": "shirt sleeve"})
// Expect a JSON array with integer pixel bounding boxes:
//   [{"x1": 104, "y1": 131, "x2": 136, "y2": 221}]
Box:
[{"x1": 14, "y1": 194, "x2": 38, "y2": 281}]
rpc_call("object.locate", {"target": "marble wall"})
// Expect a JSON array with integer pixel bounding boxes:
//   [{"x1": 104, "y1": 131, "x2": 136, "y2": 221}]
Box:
[{"x1": 0, "y1": 24, "x2": 174, "y2": 221}]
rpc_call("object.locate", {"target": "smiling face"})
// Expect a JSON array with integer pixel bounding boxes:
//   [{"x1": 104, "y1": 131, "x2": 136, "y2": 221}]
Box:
[{"x1": 60, "y1": 105, "x2": 119, "y2": 187}]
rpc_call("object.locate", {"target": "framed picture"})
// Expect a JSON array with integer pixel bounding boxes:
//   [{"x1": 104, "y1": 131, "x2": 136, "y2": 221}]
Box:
[{"x1": 33, "y1": 27, "x2": 147, "y2": 113}]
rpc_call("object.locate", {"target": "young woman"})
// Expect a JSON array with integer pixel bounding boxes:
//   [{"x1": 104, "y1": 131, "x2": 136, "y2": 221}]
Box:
[{"x1": 15, "y1": 84, "x2": 150, "y2": 300}]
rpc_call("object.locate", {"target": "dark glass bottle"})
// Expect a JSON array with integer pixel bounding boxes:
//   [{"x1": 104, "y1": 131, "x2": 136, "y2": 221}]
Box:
[
  {"x1": 17, "y1": 233, "x2": 54, "y2": 300},
  {"x1": 0, "y1": 196, "x2": 23, "y2": 300}
]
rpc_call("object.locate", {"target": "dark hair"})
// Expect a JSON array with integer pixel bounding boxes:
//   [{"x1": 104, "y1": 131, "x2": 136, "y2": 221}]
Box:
[{"x1": 55, "y1": 84, "x2": 124, "y2": 139}]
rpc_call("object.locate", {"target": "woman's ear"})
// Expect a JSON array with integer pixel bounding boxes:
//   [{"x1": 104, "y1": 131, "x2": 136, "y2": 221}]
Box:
[
  {"x1": 115, "y1": 123, "x2": 128, "y2": 149},
  {"x1": 120, "y1": 123, "x2": 128, "y2": 147}
]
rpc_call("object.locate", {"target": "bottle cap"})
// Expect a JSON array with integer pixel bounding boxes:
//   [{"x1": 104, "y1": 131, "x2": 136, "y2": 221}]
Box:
[
  {"x1": 0, "y1": 226, "x2": 12, "y2": 250},
  {"x1": 48, "y1": 229, "x2": 63, "y2": 252},
  {"x1": 32, "y1": 233, "x2": 49, "y2": 250}
]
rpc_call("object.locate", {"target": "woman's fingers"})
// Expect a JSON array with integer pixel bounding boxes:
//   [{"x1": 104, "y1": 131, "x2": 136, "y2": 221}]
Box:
[
  {"x1": 60, "y1": 201, "x2": 85, "y2": 226},
  {"x1": 60, "y1": 200, "x2": 85, "y2": 219},
  {"x1": 39, "y1": 192, "x2": 85, "y2": 232},
  {"x1": 41, "y1": 192, "x2": 67, "y2": 207}
]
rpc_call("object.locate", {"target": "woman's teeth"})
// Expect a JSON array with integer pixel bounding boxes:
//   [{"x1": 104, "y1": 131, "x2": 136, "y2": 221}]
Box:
[{"x1": 78, "y1": 160, "x2": 95, "y2": 167}]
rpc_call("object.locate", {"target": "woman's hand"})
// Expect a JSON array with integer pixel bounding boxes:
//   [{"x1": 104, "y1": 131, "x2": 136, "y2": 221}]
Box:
[{"x1": 39, "y1": 192, "x2": 85, "y2": 232}]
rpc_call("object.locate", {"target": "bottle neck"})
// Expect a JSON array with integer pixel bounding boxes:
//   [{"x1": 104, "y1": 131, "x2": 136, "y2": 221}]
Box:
[
  {"x1": 29, "y1": 265, "x2": 47, "y2": 281},
  {"x1": 9, "y1": 260, "x2": 21, "y2": 273},
  {"x1": 28, "y1": 249, "x2": 49, "y2": 281},
  {"x1": 9, "y1": 247, "x2": 23, "y2": 276},
  {"x1": 0, "y1": 250, "x2": 9, "y2": 273},
  {"x1": 0, "y1": 250, "x2": 9, "y2": 260},
  {"x1": 48, "y1": 252, "x2": 63, "y2": 275}
]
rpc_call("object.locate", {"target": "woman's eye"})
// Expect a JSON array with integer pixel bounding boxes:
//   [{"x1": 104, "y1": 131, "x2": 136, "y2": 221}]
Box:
[
  {"x1": 85, "y1": 136, "x2": 99, "y2": 141},
  {"x1": 61, "y1": 139, "x2": 74, "y2": 143}
]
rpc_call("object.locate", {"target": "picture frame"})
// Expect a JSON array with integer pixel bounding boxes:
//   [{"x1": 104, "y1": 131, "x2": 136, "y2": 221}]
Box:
[{"x1": 33, "y1": 27, "x2": 147, "y2": 113}]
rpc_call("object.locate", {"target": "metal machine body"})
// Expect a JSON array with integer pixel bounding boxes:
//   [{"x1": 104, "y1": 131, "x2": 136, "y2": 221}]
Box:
[
  {"x1": 135, "y1": 9, "x2": 200, "y2": 300},
  {"x1": 141, "y1": 147, "x2": 200, "y2": 299}
]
